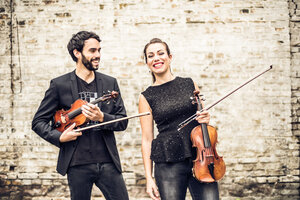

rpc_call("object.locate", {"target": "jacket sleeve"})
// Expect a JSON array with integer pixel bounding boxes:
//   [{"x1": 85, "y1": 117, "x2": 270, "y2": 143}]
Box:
[
  {"x1": 101, "y1": 79, "x2": 128, "y2": 131},
  {"x1": 32, "y1": 80, "x2": 62, "y2": 148}
]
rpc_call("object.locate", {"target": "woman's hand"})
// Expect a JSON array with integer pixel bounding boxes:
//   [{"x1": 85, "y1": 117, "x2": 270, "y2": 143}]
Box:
[
  {"x1": 146, "y1": 177, "x2": 160, "y2": 200},
  {"x1": 195, "y1": 110, "x2": 210, "y2": 124}
]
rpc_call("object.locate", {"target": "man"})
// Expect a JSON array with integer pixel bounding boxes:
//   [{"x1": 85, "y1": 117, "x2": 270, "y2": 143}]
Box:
[{"x1": 32, "y1": 31, "x2": 129, "y2": 200}]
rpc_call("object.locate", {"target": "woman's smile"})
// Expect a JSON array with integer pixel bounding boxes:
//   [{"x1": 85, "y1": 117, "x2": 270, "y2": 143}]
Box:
[{"x1": 153, "y1": 62, "x2": 164, "y2": 69}]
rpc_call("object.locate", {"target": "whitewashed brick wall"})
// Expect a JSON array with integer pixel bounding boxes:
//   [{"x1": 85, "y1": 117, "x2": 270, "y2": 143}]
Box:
[{"x1": 0, "y1": 0, "x2": 299, "y2": 199}]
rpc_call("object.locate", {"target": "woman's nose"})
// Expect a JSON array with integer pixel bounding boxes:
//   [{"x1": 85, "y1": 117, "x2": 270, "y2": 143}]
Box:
[{"x1": 154, "y1": 54, "x2": 160, "y2": 61}]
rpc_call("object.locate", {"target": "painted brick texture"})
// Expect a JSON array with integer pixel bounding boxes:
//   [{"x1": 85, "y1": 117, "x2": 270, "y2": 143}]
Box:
[{"x1": 0, "y1": 0, "x2": 299, "y2": 199}]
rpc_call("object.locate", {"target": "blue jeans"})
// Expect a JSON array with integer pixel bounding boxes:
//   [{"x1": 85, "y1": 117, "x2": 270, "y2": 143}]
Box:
[
  {"x1": 154, "y1": 159, "x2": 219, "y2": 200},
  {"x1": 67, "y1": 163, "x2": 129, "y2": 200}
]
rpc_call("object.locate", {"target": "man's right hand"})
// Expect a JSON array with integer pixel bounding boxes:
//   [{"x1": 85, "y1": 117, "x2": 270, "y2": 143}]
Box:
[{"x1": 59, "y1": 123, "x2": 82, "y2": 143}]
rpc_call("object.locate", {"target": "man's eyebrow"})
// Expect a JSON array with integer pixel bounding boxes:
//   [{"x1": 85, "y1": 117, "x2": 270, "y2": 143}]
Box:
[{"x1": 89, "y1": 47, "x2": 100, "y2": 51}]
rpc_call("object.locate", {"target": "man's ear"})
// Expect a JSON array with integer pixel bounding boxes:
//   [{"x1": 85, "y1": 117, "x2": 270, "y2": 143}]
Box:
[{"x1": 73, "y1": 49, "x2": 81, "y2": 60}]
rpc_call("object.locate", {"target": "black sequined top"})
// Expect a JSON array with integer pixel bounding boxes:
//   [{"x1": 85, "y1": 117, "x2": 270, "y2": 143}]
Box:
[{"x1": 142, "y1": 77, "x2": 199, "y2": 163}]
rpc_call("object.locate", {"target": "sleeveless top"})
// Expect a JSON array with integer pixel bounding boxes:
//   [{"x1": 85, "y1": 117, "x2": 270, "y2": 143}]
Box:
[{"x1": 142, "y1": 77, "x2": 199, "y2": 163}]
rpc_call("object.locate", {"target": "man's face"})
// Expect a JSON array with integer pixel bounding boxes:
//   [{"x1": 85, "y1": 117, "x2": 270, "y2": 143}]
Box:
[{"x1": 80, "y1": 38, "x2": 101, "y2": 71}]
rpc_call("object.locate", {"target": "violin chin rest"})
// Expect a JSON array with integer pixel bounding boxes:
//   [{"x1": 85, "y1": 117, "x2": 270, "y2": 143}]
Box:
[
  {"x1": 192, "y1": 168, "x2": 215, "y2": 183},
  {"x1": 194, "y1": 174, "x2": 215, "y2": 183}
]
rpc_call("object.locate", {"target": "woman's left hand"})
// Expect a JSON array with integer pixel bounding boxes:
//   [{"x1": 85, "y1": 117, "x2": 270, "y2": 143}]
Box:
[{"x1": 195, "y1": 110, "x2": 210, "y2": 124}]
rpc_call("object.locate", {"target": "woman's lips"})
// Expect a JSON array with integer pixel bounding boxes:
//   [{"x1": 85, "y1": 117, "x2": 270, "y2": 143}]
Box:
[{"x1": 153, "y1": 62, "x2": 164, "y2": 68}]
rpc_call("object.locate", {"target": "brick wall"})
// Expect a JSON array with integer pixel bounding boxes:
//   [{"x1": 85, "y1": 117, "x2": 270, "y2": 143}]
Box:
[
  {"x1": 0, "y1": 0, "x2": 299, "y2": 199},
  {"x1": 289, "y1": 0, "x2": 300, "y2": 198}
]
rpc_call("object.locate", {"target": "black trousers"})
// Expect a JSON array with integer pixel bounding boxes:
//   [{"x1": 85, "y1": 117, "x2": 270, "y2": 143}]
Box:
[
  {"x1": 67, "y1": 163, "x2": 129, "y2": 200},
  {"x1": 154, "y1": 159, "x2": 219, "y2": 200}
]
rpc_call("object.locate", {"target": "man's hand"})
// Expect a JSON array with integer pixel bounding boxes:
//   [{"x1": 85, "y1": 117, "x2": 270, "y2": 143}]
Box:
[
  {"x1": 81, "y1": 103, "x2": 104, "y2": 122},
  {"x1": 59, "y1": 123, "x2": 82, "y2": 143}
]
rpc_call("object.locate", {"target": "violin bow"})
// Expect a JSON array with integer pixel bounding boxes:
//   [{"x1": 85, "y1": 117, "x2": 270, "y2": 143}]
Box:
[
  {"x1": 74, "y1": 112, "x2": 150, "y2": 132},
  {"x1": 178, "y1": 65, "x2": 273, "y2": 131}
]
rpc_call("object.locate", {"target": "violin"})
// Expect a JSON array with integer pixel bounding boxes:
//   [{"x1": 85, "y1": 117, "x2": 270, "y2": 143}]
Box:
[
  {"x1": 53, "y1": 91, "x2": 118, "y2": 132},
  {"x1": 178, "y1": 66, "x2": 273, "y2": 182},
  {"x1": 190, "y1": 90, "x2": 226, "y2": 182}
]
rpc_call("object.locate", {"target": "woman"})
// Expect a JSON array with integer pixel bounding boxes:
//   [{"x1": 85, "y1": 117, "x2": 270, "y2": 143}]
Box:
[{"x1": 139, "y1": 38, "x2": 219, "y2": 200}]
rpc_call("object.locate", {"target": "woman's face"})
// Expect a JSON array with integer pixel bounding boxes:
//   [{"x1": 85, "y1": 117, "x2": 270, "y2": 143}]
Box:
[{"x1": 145, "y1": 43, "x2": 172, "y2": 75}]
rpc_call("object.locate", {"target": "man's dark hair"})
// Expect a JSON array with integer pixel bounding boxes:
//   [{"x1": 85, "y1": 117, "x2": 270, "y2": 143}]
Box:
[{"x1": 67, "y1": 31, "x2": 101, "y2": 62}]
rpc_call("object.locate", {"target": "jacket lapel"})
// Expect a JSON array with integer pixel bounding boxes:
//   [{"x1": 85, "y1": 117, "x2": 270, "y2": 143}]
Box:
[
  {"x1": 95, "y1": 72, "x2": 103, "y2": 108},
  {"x1": 70, "y1": 70, "x2": 79, "y2": 102}
]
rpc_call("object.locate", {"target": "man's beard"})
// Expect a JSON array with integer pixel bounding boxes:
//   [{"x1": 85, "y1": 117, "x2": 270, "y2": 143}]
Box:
[{"x1": 82, "y1": 53, "x2": 99, "y2": 71}]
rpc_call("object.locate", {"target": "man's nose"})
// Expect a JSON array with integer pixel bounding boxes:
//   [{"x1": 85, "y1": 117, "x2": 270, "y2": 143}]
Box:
[{"x1": 95, "y1": 50, "x2": 101, "y2": 58}]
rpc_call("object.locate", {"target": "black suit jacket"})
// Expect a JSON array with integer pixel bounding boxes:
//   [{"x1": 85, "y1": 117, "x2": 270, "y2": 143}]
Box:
[{"x1": 32, "y1": 70, "x2": 128, "y2": 176}]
